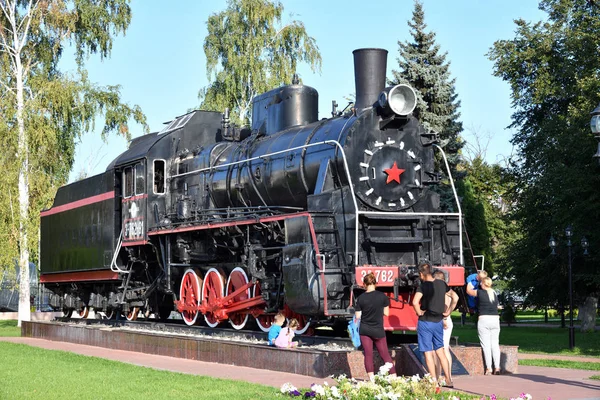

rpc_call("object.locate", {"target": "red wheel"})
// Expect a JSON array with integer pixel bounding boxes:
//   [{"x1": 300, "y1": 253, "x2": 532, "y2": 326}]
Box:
[
  {"x1": 179, "y1": 268, "x2": 202, "y2": 326},
  {"x1": 78, "y1": 306, "x2": 89, "y2": 319},
  {"x1": 225, "y1": 267, "x2": 250, "y2": 330},
  {"x1": 253, "y1": 282, "x2": 274, "y2": 332},
  {"x1": 202, "y1": 268, "x2": 225, "y2": 328},
  {"x1": 126, "y1": 307, "x2": 140, "y2": 321},
  {"x1": 283, "y1": 304, "x2": 312, "y2": 335}
]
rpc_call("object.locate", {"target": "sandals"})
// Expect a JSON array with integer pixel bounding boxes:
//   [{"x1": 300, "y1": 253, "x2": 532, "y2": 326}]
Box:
[
  {"x1": 484, "y1": 369, "x2": 492, "y2": 375},
  {"x1": 494, "y1": 369, "x2": 501, "y2": 375}
]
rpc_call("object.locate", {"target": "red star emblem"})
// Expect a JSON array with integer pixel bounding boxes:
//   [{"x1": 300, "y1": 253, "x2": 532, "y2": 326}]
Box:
[{"x1": 384, "y1": 161, "x2": 405, "y2": 184}]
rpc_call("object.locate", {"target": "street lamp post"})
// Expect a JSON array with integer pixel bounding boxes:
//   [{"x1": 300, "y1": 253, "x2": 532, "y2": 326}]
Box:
[
  {"x1": 565, "y1": 225, "x2": 574, "y2": 350},
  {"x1": 548, "y1": 226, "x2": 589, "y2": 350}
]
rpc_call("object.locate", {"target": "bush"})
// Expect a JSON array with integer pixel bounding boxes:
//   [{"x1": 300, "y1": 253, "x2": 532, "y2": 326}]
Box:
[{"x1": 502, "y1": 305, "x2": 517, "y2": 324}]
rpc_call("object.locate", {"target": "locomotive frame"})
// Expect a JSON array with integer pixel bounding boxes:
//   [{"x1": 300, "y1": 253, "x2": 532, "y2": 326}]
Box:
[{"x1": 40, "y1": 48, "x2": 465, "y2": 333}]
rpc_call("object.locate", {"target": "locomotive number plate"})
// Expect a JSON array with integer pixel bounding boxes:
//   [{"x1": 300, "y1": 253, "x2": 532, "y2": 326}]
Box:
[{"x1": 355, "y1": 266, "x2": 398, "y2": 287}]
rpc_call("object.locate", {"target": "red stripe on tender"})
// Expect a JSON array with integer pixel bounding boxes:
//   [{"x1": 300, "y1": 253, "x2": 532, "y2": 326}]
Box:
[
  {"x1": 40, "y1": 270, "x2": 119, "y2": 283},
  {"x1": 40, "y1": 191, "x2": 115, "y2": 217}
]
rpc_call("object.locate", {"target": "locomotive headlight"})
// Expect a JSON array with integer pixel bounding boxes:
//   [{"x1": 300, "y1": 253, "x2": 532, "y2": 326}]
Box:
[{"x1": 378, "y1": 84, "x2": 417, "y2": 117}]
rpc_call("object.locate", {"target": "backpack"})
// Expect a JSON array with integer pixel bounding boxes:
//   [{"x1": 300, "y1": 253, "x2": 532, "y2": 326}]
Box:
[{"x1": 347, "y1": 319, "x2": 361, "y2": 348}]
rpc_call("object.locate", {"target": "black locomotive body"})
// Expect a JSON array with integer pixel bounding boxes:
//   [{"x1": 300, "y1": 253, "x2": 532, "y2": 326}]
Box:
[{"x1": 40, "y1": 49, "x2": 465, "y2": 332}]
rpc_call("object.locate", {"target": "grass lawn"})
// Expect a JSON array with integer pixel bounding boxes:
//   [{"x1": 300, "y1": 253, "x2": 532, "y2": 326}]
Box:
[
  {"x1": 0, "y1": 339, "x2": 478, "y2": 400},
  {"x1": 519, "y1": 359, "x2": 600, "y2": 370},
  {"x1": 451, "y1": 325, "x2": 600, "y2": 357},
  {"x1": 0, "y1": 341, "x2": 281, "y2": 400},
  {"x1": 511, "y1": 310, "x2": 600, "y2": 325},
  {"x1": 0, "y1": 319, "x2": 20, "y2": 336}
]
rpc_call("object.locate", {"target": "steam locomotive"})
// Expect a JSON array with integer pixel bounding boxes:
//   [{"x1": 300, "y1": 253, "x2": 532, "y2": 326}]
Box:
[{"x1": 40, "y1": 48, "x2": 465, "y2": 333}]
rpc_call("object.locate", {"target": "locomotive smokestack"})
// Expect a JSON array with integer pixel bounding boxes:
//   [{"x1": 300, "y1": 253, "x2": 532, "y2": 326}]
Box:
[{"x1": 353, "y1": 48, "x2": 388, "y2": 111}]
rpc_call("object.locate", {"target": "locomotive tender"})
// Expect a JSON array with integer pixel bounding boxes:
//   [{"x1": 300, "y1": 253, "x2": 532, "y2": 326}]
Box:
[{"x1": 40, "y1": 48, "x2": 465, "y2": 333}]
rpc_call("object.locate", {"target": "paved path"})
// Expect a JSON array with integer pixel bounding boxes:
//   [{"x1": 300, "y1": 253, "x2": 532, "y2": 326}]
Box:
[
  {"x1": 450, "y1": 366, "x2": 600, "y2": 399},
  {"x1": 2, "y1": 337, "x2": 600, "y2": 399}
]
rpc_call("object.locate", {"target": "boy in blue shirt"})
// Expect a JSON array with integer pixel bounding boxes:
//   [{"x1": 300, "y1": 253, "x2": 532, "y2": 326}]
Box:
[
  {"x1": 268, "y1": 313, "x2": 285, "y2": 346},
  {"x1": 466, "y1": 270, "x2": 487, "y2": 314}
]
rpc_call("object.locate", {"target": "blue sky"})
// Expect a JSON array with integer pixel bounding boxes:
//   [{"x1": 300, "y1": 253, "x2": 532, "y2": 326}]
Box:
[{"x1": 67, "y1": 0, "x2": 546, "y2": 182}]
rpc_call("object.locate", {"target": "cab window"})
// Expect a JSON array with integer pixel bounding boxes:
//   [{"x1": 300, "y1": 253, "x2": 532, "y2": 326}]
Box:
[
  {"x1": 135, "y1": 164, "x2": 145, "y2": 195},
  {"x1": 123, "y1": 167, "x2": 134, "y2": 198},
  {"x1": 154, "y1": 160, "x2": 165, "y2": 194}
]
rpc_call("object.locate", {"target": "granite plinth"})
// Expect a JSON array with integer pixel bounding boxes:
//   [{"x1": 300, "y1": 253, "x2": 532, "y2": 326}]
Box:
[
  {"x1": 21, "y1": 321, "x2": 424, "y2": 379},
  {"x1": 451, "y1": 344, "x2": 519, "y2": 375}
]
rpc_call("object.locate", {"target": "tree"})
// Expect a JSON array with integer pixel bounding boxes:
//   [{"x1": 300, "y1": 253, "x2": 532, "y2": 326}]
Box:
[
  {"x1": 199, "y1": 0, "x2": 321, "y2": 126},
  {"x1": 458, "y1": 155, "x2": 517, "y2": 278},
  {"x1": 391, "y1": 0, "x2": 464, "y2": 211},
  {"x1": 489, "y1": 0, "x2": 600, "y2": 331},
  {"x1": 0, "y1": 0, "x2": 147, "y2": 326}
]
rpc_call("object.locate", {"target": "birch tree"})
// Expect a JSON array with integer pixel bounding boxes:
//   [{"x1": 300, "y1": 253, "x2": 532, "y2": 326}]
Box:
[
  {"x1": 0, "y1": 0, "x2": 147, "y2": 326},
  {"x1": 199, "y1": 0, "x2": 321, "y2": 126}
]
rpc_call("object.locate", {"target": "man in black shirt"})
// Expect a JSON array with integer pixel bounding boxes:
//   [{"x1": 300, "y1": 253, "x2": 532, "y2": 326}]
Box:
[{"x1": 412, "y1": 261, "x2": 458, "y2": 387}]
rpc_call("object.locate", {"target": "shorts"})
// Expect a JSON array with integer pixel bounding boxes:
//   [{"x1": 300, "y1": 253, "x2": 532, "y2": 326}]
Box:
[
  {"x1": 417, "y1": 319, "x2": 444, "y2": 352},
  {"x1": 443, "y1": 317, "x2": 454, "y2": 348}
]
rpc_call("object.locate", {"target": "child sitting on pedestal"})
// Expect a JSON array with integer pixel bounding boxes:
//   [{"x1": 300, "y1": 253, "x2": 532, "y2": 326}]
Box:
[
  {"x1": 268, "y1": 313, "x2": 285, "y2": 346},
  {"x1": 275, "y1": 318, "x2": 299, "y2": 348}
]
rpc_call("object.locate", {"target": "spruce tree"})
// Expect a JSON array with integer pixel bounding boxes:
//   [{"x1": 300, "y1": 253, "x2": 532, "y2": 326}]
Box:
[{"x1": 391, "y1": 0, "x2": 464, "y2": 210}]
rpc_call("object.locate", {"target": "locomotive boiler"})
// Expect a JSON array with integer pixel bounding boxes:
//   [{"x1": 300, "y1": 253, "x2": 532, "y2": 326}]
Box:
[{"x1": 39, "y1": 48, "x2": 465, "y2": 333}]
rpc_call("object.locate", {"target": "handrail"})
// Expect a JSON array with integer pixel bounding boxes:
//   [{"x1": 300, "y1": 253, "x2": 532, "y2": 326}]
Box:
[
  {"x1": 110, "y1": 228, "x2": 130, "y2": 274},
  {"x1": 433, "y1": 144, "x2": 464, "y2": 265},
  {"x1": 167, "y1": 134, "x2": 464, "y2": 268}
]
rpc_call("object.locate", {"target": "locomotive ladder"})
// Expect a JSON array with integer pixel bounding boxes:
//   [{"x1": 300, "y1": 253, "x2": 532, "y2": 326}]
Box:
[{"x1": 311, "y1": 214, "x2": 354, "y2": 316}]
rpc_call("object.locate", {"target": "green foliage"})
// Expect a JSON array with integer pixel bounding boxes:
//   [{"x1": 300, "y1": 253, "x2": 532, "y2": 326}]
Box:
[
  {"x1": 0, "y1": 320, "x2": 20, "y2": 337},
  {"x1": 501, "y1": 305, "x2": 517, "y2": 324},
  {"x1": 199, "y1": 0, "x2": 322, "y2": 126},
  {"x1": 0, "y1": 1, "x2": 148, "y2": 274},
  {"x1": 0, "y1": 342, "x2": 279, "y2": 399},
  {"x1": 458, "y1": 156, "x2": 518, "y2": 276},
  {"x1": 391, "y1": 0, "x2": 464, "y2": 210},
  {"x1": 488, "y1": 0, "x2": 600, "y2": 308}
]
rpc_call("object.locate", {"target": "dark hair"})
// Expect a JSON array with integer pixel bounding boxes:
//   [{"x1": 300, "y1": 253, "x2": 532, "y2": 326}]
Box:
[
  {"x1": 363, "y1": 272, "x2": 377, "y2": 287},
  {"x1": 418, "y1": 260, "x2": 432, "y2": 276}
]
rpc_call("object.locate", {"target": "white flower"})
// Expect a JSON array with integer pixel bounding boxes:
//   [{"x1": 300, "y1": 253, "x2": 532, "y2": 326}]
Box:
[
  {"x1": 386, "y1": 392, "x2": 399, "y2": 400},
  {"x1": 379, "y1": 363, "x2": 391, "y2": 375},
  {"x1": 524, "y1": 395, "x2": 533, "y2": 400},
  {"x1": 280, "y1": 382, "x2": 297, "y2": 394},
  {"x1": 330, "y1": 386, "x2": 340, "y2": 398},
  {"x1": 410, "y1": 374, "x2": 421, "y2": 383},
  {"x1": 451, "y1": 397, "x2": 460, "y2": 400},
  {"x1": 310, "y1": 384, "x2": 325, "y2": 396}
]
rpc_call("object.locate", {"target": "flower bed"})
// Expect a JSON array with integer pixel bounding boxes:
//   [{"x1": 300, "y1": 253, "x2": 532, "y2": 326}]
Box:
[{"x1": 281, "y1": 365, "x2": 536, "y2": 400}]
